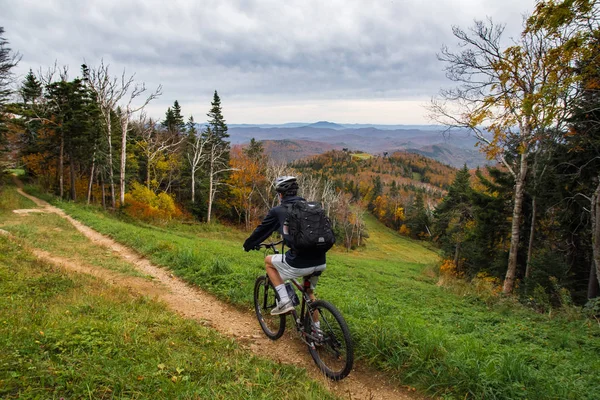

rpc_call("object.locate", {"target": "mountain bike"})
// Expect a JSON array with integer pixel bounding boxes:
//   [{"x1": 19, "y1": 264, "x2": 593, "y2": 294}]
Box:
[{"x1": 253, "y1": 241, "x2": 354, "y2": 380}]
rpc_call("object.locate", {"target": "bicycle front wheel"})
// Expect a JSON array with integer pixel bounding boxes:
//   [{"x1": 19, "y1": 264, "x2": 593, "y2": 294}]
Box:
[
  {"x1": 305, "y1": 300, "x2": 354, "y2": 380},
  {"x1": 253, "y1": 275, "x2": 286, "y2": 340}
]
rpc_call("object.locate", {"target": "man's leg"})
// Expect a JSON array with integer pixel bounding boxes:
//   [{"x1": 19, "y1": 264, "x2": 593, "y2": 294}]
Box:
[
  {"x1": 265, "y1": 255, "x2": 294, "y2": 315},
  {"x1": 265, "y1": 255, "x2": 283, "y2": 286}
]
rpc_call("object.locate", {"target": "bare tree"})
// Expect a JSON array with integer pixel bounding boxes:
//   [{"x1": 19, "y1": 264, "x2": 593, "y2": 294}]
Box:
[
  {"x1": 202, "y1": 127, "x2": 235, "y2": 223},
  {"x1": 84, "y1": 61, "x2": 131, "y2": 208},
  {"x1": 186, "y1": 125, "x2": 207, "y2": 204},
  {"x1": 133, "y1": 113, "x2": 182, "y2": 190},
  {"x1": 117, "y1": 82, "x2": 161, "y2": 204},
  {"x1": 260, "y1": 161, "x2": 289, "y2": 208}
]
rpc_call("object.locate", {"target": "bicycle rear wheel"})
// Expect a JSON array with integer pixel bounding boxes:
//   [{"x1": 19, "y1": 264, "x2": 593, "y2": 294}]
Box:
[
  {"x1": 253, "y1": 275, "x2": 286, "y2": 340},
  {"x1": 305, "y1": 300, "x2": 354, "y2": 380}
]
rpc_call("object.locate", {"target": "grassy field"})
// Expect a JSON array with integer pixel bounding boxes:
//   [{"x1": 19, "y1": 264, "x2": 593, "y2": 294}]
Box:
[
  {"x1": 0, "y1": 182, "x2": 339, "y2": 399},
  {"x1": 15, "y1": 183, "x2": 600, "y2": 399}
]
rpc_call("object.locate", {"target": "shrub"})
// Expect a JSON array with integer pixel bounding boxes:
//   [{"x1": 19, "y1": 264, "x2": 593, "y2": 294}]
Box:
[{"x1": 122, "y1": 182, "x2": 182, "y2": 224}]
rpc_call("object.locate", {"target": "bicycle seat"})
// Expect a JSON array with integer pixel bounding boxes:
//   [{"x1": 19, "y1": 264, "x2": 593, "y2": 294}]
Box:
[{"x1": 303, "y1": 271, "x2": 322, "y2": 280}]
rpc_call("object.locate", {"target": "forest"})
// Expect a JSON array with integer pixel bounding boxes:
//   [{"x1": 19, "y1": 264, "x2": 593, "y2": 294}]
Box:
[{"x1": 1, "y1": 0, "x2": 600, "y2": 312}]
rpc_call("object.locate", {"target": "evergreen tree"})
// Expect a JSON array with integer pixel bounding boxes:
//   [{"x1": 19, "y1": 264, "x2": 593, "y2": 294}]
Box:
[
  {"x1": 172, "y1": 100, "x2": 185, "y2": 132},
  {"x1": 20, "y1": 69, "x2": 42, "y2": 103},
  {"x1": 468, "y1": 167, "x2": 513, "y2": 278},
  {"x1": 406, "y1": 192, "x2": 430, "y2": 240},
  {"x1": 17, "y1": 70, "x2": 44, "y2": 156},
  {"x1": 244, "y1": 137, "x2": 263, "y2": 162},
  {"x1": 206, "y1": 91, "x2": 229, "y2": 144},
  {"x1": 162, "y1": 107, "x2": 176, "y2": 132},
  {"x1": 0, "y1": 27, "x2": 20, "y2": 149},
  {"x1": 162, "y1": 101, "x2": 186, "y2": 135},
  {"x1": 433, "y1": 165, "x2": 474, "y2": 269}
]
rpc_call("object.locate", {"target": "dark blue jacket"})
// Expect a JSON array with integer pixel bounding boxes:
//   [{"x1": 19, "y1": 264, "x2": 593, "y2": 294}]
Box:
[{"x1": 243, "y1": 196, "x2": 326, "y2": 268}]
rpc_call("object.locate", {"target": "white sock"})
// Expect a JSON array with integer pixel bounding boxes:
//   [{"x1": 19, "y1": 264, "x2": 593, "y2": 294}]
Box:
[{"x1": 275, "y1": 284, "x2": 290, "y2": 303}]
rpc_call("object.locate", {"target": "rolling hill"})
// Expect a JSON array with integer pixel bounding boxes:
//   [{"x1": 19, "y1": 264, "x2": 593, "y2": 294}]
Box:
[{"x1": 228, "y1": 122, "x2": 491, "y2": 168}]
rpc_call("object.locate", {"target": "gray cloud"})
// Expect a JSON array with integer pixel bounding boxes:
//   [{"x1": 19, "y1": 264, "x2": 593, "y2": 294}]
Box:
[{"x1": 3, "y1": 0, "x2": 535, "y2": 123}]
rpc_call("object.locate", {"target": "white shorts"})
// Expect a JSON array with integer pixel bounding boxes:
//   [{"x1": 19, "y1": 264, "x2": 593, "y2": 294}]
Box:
[{"x1": 270, "y1": 254, "x2": 326, "y2": 289}]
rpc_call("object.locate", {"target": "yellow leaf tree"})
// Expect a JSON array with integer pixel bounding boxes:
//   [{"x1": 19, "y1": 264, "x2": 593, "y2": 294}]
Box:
[{"x1": 430, "y1": 18, "x2": 575, "y2": 293}]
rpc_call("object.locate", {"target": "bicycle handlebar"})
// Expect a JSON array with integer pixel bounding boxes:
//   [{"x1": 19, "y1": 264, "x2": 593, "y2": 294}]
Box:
[{"x1": 258, "y1": 240, "x2": 284, "y2": 252}]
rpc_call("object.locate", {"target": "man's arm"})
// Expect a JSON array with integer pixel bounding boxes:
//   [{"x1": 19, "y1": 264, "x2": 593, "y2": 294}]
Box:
[{"x1": 243, "y1": 209, "x2": 281, "y2": 251}]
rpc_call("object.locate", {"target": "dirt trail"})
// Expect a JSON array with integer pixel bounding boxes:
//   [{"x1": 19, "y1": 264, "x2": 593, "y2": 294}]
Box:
[{"x1": 11, "y1": 180, "x2": 426, "y2": 400}]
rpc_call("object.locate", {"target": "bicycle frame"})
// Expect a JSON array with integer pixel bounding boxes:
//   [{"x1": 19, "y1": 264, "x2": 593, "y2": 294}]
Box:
[{"x1": 259, "y1": 241, "x2": 320, "y2": 345}]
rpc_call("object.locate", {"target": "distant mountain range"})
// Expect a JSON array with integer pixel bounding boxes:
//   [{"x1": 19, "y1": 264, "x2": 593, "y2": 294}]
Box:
[{"x1": 227, "y1": 122, "x2": 491, "y2": 168}]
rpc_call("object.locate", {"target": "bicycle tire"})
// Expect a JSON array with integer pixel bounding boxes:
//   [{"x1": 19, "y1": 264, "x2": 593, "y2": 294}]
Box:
[
  {"x1": 253, "y1": 275, "x2": 286, "y2": 340},
  {"x1": 304, "y1": 300, "x2": 354, "y2": 380}
]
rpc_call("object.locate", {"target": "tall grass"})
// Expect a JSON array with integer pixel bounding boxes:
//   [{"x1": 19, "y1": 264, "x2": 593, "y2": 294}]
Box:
[{"x1": 21, "y1": 186, "x2": 600, "y2": 399}]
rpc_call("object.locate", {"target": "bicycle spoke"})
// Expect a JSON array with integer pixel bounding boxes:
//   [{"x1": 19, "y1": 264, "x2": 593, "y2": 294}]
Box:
[
  {"x1": 305, "y1": 300, "x2": 353, "y2": 380},
  {"x1": 254, "y1": 276, "x2": 286, "y2": 340}
]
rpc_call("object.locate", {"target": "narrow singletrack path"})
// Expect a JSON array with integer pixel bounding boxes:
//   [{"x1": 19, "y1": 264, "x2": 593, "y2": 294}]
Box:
[{"x1": 11, "y1": 180, "x2": 426, "y2": 400}]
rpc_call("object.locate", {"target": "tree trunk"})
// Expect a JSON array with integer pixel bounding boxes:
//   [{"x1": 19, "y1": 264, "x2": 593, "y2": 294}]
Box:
[
  {"x1": 191, "y1": 168, "x2": 196, "y2": 203},
  {"x1": 69, "y1": 155, "x2": 76, "y2": 201},
  {"x1": 207, "y1": 158, "x2": 214, "y2": 223},
  {"x1": 100, "y1": 170, "x2": 106, "y2": 209},
  {"x1": 588, "y1": 260, "x2": 599, "y2": 299},
  {"x1": 119, "y1": 118, "x2": 129, "y2": 206},
  {"x1": 87, "y1": 151, "x2": 96, "y2": 205},
  {"x1": 454, "y1": 241, "x2": 461, "y2": 271},
  {"x1": 503, "y1": 154, "x2": 529, "y2": 294},
  {"x1": 592, "y1": 178, "x2": 600, "y2": 289},
  {"x1": 525, "y1": 196, "x2": 537, "y2": 279},
  {"x1": 146, "y1": 150, "x2": 151, "y2": 189},
  {"x1": 59, "y1": 133, "x2": 64, "y2": 198},
  {"x1": 107, "y1": 117, "x2": 116, "y2": 208}
]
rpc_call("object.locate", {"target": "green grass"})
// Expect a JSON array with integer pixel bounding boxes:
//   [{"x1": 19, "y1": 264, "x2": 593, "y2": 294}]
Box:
[
  {"x1": 0, "y1": 185, "x2": 143, "y2": 277},
  {"x1": 0, "y1": 235, "x2": 339, "y2": 400},
  {"x1": 20, "y1": 185, "x2": 600, "y2": 400},
  {"x1": 0, "y1": 184, "x2": 37, "y2": 217}
]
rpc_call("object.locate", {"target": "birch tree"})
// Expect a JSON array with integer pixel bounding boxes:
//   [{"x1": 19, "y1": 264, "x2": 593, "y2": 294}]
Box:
[
  {"x1": 430, "y1": 18, "x2": 574, "y2": 294},
  {"x1": 202, "y1": 127, "x2": 234, "y2": 222},
  {"x1": 84, "y1": 62, "x2": 131, "y2": 208},
  {"x1": 134, "y1": 113, "x2": 182, "y2": 190},
  {"x1": 202, "y1": 91, "x2": 232, "y2": 223},
  {"x1": 186, "y1": 116, "x2": 207, "y2": 203},
  {"x1": 117, "y1": 82, "x2": 161, "y2": 205}
]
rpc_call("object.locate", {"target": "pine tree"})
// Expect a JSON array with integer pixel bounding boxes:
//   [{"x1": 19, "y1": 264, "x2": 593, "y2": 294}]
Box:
[
  {"x1": 244, "y1": 138, "x2": 263, "y2": 162},
  {"x1": 172, "y1": 100, "x2": 185, "y2": 132},
  {"x1": 406, "y1": 192, "x2": 430, "y2": 240},
  {"x1": 0, "y1": 27, "x2": 20, "y2": 147},
  {"x1": 207, "y1": 90, "x2": 228, "y2": 142},
  {"x1": 45, "y1": 79, "x2": 100, "y2": 200},
  {"x1": 20, "y1": 69, "x2": 42, "y2": 103},
  {"x1": 162, "y1": 107, "x2": 176, "y2": 132},
  {"x1": 433, "y1": 165, "x2": 474, "y2": 270},
  {"x1": 17, "y1": 70, "x2": 44, "y2": 156}
]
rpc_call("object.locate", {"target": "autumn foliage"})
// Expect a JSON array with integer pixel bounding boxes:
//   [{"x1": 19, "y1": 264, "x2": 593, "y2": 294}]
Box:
[{"x1": 122, "y1": 182, "x2": 182, "y2": 223}]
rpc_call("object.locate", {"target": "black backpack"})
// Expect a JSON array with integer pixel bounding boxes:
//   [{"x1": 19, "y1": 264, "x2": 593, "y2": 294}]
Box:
[{"x1": 284, "y1": 200, "x2": 335, "y2": 253}]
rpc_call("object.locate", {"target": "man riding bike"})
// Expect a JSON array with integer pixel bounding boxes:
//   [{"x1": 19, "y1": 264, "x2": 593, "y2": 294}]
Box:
[{"x1": 243, "y1": 176, "x2": 327, "y2": 315}]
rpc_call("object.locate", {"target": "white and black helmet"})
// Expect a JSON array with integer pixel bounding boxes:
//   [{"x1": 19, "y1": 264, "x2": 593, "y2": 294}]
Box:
[{"x1": 274, "y1": 176, "x2": 298, "y2": 193}]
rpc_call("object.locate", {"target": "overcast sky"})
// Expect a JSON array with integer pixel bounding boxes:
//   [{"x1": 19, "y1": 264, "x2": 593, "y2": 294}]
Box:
[{"x1": 3, "y1": 0, "x2": 536, "y2": 124}]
